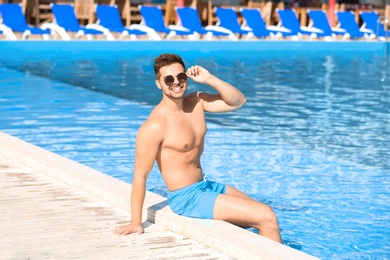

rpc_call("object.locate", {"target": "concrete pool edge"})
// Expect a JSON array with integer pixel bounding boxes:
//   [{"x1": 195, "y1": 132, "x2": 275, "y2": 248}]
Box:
[{"x1": 0, "y1": 132, "x2": 318, "y2": 259}]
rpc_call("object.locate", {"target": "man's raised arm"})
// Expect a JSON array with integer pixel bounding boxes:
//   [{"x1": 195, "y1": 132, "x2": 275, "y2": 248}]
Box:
[{"x1": 186, "y1": 65, "x2": 246, "y2": 112}]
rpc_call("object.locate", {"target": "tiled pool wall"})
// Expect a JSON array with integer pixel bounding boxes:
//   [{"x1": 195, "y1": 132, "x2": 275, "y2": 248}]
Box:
[{"x1": 0, "y1": 40, "x2": 388, "y2": 59}]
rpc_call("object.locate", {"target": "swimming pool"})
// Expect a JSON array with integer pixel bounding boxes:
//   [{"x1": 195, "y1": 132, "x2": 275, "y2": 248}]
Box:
[{"x1": 1, "y1": 41, "x2": 389, "y2": 259}]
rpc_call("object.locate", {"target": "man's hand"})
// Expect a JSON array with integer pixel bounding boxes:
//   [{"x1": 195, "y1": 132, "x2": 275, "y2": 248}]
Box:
[
  {"x1": 186, "y1": 65, "x2": 213, "y2": 84},
  {"x1": 113, "y1": 223, "x2": 144, "y2": 235}
]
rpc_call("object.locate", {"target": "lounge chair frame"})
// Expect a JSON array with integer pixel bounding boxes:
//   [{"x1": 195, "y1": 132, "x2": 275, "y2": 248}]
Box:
[{"x1": 41, "y1": 3, "x2": 109, "y2": 41}]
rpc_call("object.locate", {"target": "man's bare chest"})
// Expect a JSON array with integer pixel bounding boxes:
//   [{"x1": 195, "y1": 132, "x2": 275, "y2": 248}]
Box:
[{"x1": 163, "y1": 113, "x2": 206, "y2": 152}]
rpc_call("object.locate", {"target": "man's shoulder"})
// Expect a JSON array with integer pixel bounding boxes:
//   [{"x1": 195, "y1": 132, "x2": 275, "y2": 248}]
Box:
[
  {"x1": 138, "y1": 114, "x2": 165, "y2": 140},
  {"x1": 144, "y1": 111, "x2": 165, "y2": 128}
]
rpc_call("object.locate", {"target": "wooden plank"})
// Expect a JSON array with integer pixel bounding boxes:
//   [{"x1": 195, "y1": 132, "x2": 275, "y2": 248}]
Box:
[{"x1": 0, "y1": 156, "x2": 231, "y2": 260}]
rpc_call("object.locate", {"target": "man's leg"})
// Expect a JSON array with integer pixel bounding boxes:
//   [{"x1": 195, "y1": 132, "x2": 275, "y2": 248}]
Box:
[
  {"x1": 213, "y1": 185, "x2": 282, "y2": 243},
  {"x1": 225, "y1": 184, "x2": 255, "y2": 200}
]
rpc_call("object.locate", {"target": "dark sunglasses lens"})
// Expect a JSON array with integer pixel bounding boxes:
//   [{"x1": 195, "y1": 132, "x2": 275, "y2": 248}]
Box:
[
  {"x1": 177, "y1": 73, "x2": 187, "y2": 83},
  {"x1": 164, "y1": 75, "x2": 174, "y2": 86}
]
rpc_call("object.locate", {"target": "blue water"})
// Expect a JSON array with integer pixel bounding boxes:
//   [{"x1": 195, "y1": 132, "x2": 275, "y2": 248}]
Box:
[{"x1": 0, "y1": 41, "x2": 389, "y2": 259}]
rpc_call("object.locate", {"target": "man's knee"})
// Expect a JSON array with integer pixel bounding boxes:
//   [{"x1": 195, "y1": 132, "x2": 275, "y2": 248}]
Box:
[{"x1": 258, "y1": 205, "x2": 279, "y2": 227}]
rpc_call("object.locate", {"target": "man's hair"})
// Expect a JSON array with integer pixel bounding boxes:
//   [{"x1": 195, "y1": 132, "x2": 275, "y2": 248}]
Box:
[{"x1": 153, "y1": 53, "x2": 186, "y2": 79}]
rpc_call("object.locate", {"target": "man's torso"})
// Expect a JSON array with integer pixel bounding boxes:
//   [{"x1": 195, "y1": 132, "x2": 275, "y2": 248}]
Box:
[{"x1": 151, "y1": 93, "x2": 207, "y2": 191}]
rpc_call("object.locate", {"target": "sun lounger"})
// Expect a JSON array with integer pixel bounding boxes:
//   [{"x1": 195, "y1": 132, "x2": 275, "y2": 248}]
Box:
[
  {"x1": 0, "y1": 3, "x2": 53, "y2": 40},
  {"x1": 175, "y1": 6, "x2": 236, "y2": 40},
  {"x1": 138, "y1": 5, "x2": 194, "y2": 40},
  {"x1": 240, "y1": 8, "x2": 297, "y2": 39},
  {"x1": 360, "y1": 11, "x2": 389, "y2": 40},
  {"x1": 307, "y1": 9, "x2": 347, "y2": 40},
  {"x1": 0, "y1": 24, "x2": 17, "y2": 40},
  {"x1": 336, "y1": 11, "x2": 371, "y2": 39},
  {"x1": 93, "y1": 5, "x2": 160, "y2": 40},
  {"x1": 214, "y1": 7, "x2": 253, "y2": 39},
  {"x1": 276, "y1": 9, "x2": 325, "y2": 40},
  {"x1": 41, "y1": 4, "x2": 107, "y2": 40}
]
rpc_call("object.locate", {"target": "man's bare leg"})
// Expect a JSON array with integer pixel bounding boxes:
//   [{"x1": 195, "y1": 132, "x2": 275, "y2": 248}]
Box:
[{"x1": 213, "y1": 185, "x2": 282, "y2": 243}]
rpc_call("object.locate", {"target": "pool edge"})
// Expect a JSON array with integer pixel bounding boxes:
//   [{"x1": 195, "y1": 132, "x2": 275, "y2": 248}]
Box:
[{"x1": 0, "y1": 131, "x2": 318, "y2": 260}]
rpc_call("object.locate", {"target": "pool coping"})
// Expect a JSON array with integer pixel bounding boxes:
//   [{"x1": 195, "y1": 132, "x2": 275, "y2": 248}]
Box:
[{"x1": 0, "y1": 132, "x2": 318, "y2": 260}]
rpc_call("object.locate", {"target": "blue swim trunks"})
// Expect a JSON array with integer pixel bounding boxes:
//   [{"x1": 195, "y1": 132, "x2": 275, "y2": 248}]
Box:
[{"x1": 168, "y1": 179, "x2": 226, "y2": 219}]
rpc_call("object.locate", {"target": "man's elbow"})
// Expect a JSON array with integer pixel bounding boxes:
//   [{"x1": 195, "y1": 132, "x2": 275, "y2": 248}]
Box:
[
  {"x1": 242, "y1": 96, "x2": 247, "y2": 105},
  {"x1": 238, "y1": 95, "x2": 247, "y2": 108}
]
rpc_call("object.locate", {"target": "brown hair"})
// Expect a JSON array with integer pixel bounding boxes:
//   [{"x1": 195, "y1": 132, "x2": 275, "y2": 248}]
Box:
[{"x1": 153, "y1": 53, "x2": 186, "y2": 79}]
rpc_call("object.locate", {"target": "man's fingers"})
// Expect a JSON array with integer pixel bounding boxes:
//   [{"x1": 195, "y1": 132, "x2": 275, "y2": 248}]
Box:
[
  {"x1": 187, "y1": 65, "x2": 201, "y2": 76},
  {"x1": 114, "y1": 227, "x2": 129, "y2": 235},
  {"x1": 113, "y1": 224, "x2": 144, "y2": 236},
  {"x1": 113, "y1": 226, "x2": 144, "y2": 236},
  {"x1": 113, "y1": 228, "x2": 124, "y2": 235}
]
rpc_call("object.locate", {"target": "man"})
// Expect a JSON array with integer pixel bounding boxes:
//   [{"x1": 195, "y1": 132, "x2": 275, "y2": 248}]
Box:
[{"x1": 114, "y1": 53, "x2": 281, "y2": 243}]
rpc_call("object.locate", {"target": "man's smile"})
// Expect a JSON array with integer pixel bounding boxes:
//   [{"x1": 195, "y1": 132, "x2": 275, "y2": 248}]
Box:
[{"x1": 169, "y1": 84, "x2": 184, "y2": 92}]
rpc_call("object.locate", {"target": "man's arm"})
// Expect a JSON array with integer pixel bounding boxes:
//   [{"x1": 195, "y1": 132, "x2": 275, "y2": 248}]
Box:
[
  {"x1": 186, "y1": 65, "x2": 246, "y2": 112},
  {"x1": 114, "y1": 118, "x2": 163, "y2": 235}
]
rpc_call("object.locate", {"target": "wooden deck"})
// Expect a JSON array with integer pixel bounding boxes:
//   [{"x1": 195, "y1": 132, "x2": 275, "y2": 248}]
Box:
[{"x1": 0, "y1": 155, "x2": 231, "y2": 259}]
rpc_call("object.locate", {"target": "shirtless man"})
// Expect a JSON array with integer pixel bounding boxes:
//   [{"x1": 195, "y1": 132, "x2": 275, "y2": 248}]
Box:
[{"x1": 114, "y1": 53, "x2": 282, "y2": 243}]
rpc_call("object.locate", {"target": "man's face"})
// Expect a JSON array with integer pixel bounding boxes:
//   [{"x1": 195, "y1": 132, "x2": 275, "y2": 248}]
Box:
[{"x1": 156, "y1": 63, "x2": 187, "y2": 99}]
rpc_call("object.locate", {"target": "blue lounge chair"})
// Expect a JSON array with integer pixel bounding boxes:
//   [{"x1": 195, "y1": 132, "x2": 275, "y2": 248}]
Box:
[
  {"x1": 94, "y1": 5, "x2": 160, "y2": 40},
  {"x1": 307, "y1": 10, "x2": 347, "y2": 40},
  {"x1": 360, "y1": 11, "x2": 389, "y2": 40},
  {"x1": 214, "y1": 7, "x2": 253, "y2": 39},
  {"x1": 41, "y1": 4, "x2": 107, "y2": 40},
  {"x1": 276, "y1": 9, "x2": 325, "y2": 40},
  {"x1": 138, "y1": 5, "x2": 194, "y2": 40},
  {"x1": 0, "y1": 4, "x2": 53, "y2": 40},
  {"x1": 240, "y1": 8, "x2": 297, "y2": 39},
  {"x1": 175, "y1": 6, "x2": 236, "y2": 40},
  {"x1": 336, "y1": 11, "x2": 371, "y2": 39},
  {"x1": 0, "y1": 24, "x2": 17, "y2": 40}
]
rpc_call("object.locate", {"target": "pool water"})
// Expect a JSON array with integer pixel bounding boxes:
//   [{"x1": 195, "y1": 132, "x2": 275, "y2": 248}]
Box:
[{"x1": 1, "y1": 42, "x2": 389, "y2": 259}]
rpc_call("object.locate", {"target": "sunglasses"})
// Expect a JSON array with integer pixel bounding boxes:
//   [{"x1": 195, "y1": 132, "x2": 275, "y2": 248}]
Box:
[{"x1": 163, "y1": 72, "x2": 188, "y2": 87}]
